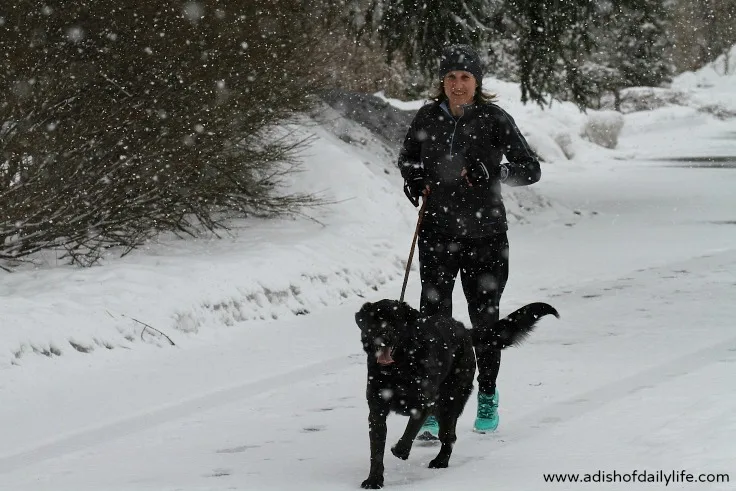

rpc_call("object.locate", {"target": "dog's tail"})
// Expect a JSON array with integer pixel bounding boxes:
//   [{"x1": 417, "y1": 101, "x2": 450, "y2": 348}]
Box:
[{"x1": 473, "y1": 302, "x2": 559, "y2": 349}]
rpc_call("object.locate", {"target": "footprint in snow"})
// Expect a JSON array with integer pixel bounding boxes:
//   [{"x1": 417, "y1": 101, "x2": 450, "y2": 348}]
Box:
[
  {"x1": 206, "y1": 468, "x2": 232, "y2": 477},
  {"x1": 216, "y1": 445, "x2": 260, "y2": 454}
]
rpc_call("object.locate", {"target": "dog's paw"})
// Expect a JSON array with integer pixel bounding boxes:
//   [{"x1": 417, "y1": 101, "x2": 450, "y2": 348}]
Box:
[
  {"x1": 361, "y1": 476, "x2": 384, "y2": 489},
  {"x1": 428, "y1": 457, "x2": 449, "y2": 469},
  {"x1": 391, "y1": 444, "x2": 410, "y2": 460}
]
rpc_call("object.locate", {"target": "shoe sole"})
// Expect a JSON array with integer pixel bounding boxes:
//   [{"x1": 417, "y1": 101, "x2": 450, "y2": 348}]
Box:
[
  {"x1": 472, "y1": 425, "x2": 498, "y2": 434},
  {"x1": 416, "y1": 430, "x2": 439, "y2": 441}
]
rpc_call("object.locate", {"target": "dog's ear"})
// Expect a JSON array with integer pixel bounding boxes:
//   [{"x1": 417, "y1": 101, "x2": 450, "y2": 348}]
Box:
[{"x1": 355, "y1": 302, "x2": 372, "y2": 330}]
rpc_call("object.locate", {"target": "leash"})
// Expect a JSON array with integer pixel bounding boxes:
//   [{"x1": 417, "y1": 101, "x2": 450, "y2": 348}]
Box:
[{"x1": 399, "y1": 194, "x2": 428, "y2": 303}]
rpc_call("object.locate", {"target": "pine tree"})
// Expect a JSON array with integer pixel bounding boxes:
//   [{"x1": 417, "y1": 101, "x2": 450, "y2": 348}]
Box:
[
  {"x1": 502, "y1": 0, "x2": 596, "y2": 107},
  {"x1": 361, "y1": 0, "x2": 490, "y2": 78},
  {"x1": 585, "y1": 0, "x2": 673, "y2": 109},
  {"x1": 615, "y1": 0, "x2": 672, "y2": 86}
]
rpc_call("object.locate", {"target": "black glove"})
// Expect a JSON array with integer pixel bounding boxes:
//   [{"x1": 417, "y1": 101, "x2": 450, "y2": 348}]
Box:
[
  {"x1": 403, "y1": 176, "x2": 428, "y2": 207},
  {"x1": 463, "y1": 152, "x2": 507, "y2": 186},
  {"x1": 464, "y1": 151, "x2": 493, "y2": 186},
  {"x1": 399, "y1": 161, "x2": 424, "y2": 181},
  {"x1": 400, "y1": 162, "x2": 428, "y2": 206}
]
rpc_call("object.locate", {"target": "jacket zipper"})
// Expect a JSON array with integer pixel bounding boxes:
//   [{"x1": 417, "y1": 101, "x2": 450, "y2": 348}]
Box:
[
  {"x1": 441, "y1": 103, "x2": 463, "y2": 157},
  {"x1": 449, "y1": 117, "x2": 461, "y2": 157}
]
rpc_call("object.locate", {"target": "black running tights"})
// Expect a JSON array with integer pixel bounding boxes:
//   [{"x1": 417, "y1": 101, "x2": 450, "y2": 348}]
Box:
[{"x1": 418, "y1": 227, "x2": 509, "y2": 395}]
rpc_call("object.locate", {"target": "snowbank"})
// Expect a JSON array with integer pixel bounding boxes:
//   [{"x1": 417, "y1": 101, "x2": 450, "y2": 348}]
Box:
[
  {"x1": 671, "y1": 44, "x2": 736, "y2": 118},
  {"x1": 0, "y1": 114, "x2": 408, "y2": 368},
  {"x1": 614, "y1": 43, "x2": 736, "y2": 118},
  {"x1": 673, "y1": 44, "x2": 736, "y2": 90}
]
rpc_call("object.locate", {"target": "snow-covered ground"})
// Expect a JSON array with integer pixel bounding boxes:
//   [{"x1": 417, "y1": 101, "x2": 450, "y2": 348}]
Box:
[{"x1": 1, "y1": 55, "x2": 735, "y2": 490}]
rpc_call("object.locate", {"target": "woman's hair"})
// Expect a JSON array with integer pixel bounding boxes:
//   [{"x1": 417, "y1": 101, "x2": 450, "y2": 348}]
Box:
[{"x1": 430, "y1": 80, "x2": 498, "y2": 104}]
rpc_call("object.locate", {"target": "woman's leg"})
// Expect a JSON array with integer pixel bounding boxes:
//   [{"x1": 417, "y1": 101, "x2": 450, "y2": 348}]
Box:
[
  {"x1": 416, "y1": 226, "x2": 463, "y2": 438},
  {"x1": 418, "y1": 227, "x2": 462, "y2": 318},
  {"x1": 459, "y1": 232, "x2": 509, "y2": 395}
]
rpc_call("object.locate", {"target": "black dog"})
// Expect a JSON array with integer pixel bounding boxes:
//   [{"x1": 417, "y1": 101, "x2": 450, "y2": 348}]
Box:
[{"x1": 355, "y1": 300, "x2": 558, "y2": 489}]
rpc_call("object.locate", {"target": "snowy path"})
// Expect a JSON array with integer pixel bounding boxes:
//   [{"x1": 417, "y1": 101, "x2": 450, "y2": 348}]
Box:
[
  {"x1": 2, "y1": 250, "x2": 734, "y2": 490},
  {"x1": 2, "y1": 122, "x2": 735, "y2": 490}
]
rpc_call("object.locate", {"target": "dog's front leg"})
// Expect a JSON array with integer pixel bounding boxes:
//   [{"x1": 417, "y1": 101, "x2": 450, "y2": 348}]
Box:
[
  {"x1": 428, "y1": 407, "x2": 457, "y2": 468},
  {"x1": 362, "y1": 404, "x2": 389, "y2": 489},
  {"x1": 391, "y1": 408, "x2": 430, "y2": 460}
]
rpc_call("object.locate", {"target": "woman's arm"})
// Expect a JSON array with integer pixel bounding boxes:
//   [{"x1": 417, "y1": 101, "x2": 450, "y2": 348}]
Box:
[
  {"x1": 397, "y1": 113, "x2": 424, "y2": 180},
  {"x1": 397, "y1": 109, "x2": 431, "y2": 205},
  {"x1": 495, "y1": 108, "x2": 541, "y2": 187}
]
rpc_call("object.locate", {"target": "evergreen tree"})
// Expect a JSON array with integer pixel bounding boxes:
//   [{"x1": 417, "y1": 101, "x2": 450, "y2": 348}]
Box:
[
  {"x1": 502, "y1": 0, "x2": 596, "y2": 107},
  {"x1": 361, "y1": 0, "x2": 490, "y2": 79},
  {"x1": 614, "y1": 1, "x2": 672, "y2": 85},
  {"x1": 585, "y1": 0, "x2": 673, "y2": 109}
]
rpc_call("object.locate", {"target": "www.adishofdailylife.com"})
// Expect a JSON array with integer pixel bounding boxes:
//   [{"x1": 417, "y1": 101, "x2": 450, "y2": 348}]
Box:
[{"x1": 542, "y1": 469, "x2": 730, "y2": 486}]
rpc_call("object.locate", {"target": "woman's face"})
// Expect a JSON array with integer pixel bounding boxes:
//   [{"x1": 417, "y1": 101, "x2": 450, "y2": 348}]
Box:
[{"x1": 443, "y1": 70, "x2": 476, "y2": 107}]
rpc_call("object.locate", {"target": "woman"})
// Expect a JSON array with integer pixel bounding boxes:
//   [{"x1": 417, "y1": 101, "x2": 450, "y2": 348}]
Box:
[{"x1": 398, "y1": 44, "x2": 541, "y2": 437}]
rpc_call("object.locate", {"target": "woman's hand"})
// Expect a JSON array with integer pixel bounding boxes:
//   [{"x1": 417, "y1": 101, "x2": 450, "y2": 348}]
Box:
[
  {"x1": 462, "y1": 155, "x2": 508, "y2": 187},
  {"x1": 403, "y1": 177, "x2": 431, "y2": 206},
  {"x1": 461, "y1": 160, "x2": 490, "y2": 187}
]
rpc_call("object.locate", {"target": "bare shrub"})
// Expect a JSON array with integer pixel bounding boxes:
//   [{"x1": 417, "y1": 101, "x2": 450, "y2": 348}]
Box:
[
  {"x1": 669, "y1": 0, "x2": 736, "y2": 72},
  {"x1": 0, "y1": 1, "x2": 326, "y2": 268}
]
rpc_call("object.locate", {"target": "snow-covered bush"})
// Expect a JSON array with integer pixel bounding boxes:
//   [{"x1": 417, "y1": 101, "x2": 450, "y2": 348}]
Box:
[
  {"x1": 601, "y1": 87, "x2": 690, "y2": 113},
  {"x1": 581, "y1": 111, "x2": 625, "y2": 149}
]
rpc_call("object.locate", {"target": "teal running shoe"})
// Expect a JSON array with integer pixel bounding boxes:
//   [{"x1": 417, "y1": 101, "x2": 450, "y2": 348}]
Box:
[{"x1": 473, "y1": 389, "x2": 499, "y2": 433}]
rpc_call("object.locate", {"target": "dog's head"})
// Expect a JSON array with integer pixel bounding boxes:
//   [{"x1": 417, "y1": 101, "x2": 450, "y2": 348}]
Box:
[{"x1": 355, "y1": 299, "x2": 418, "y2": 365}]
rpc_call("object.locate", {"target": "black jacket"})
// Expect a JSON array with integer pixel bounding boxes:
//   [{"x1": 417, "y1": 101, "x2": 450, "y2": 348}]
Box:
[{"x1": 398, "y1": 100, "x2": 540, "y2": 237}]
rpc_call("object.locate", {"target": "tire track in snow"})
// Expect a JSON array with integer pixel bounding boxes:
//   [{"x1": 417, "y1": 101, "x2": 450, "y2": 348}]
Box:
[
  {"x1": 490, "y1": 335, "x2": 736, "y2": 446},
  {"x1": 498, "y1": 250, "x2": 736, "y2": 445},
  {"x1": 0, "y1": 354, "x2": 360, "y2": 474},
  {"x1": 8, "y1": 332, "x2": 727, "y2": 477}
]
